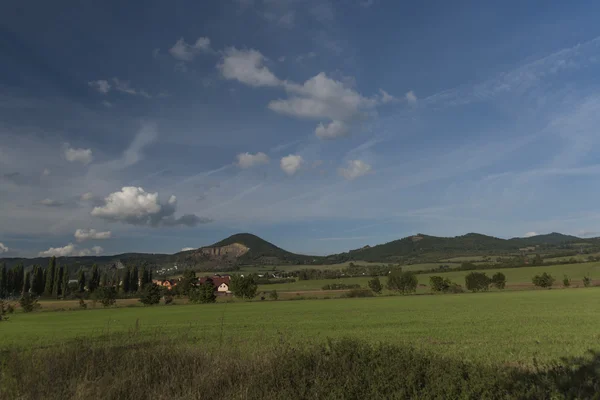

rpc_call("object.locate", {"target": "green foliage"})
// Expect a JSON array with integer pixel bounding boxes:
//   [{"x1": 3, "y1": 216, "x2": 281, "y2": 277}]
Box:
[
  {"x1": 88, "y1": 264, "x2": 100, "y2": 293},
  {"x1": 0, "y1": 300, "x2": 10, "y2": 321},
  {"x1": 22, "y1": 271, "x2": 31, "y2": 294},
  {"x1": 18, "y1": 293, "x2": 39, "y2": 313},
  {"x1": 491, "y1": 272, "x2": 506, "y2": 289},
  {"x1": 268, "y1": 290, "x2": 278, "y2": 300},
  {"x1": 0, "y1": 264, "x2": 6, "y2": 298},
  {"x1": 429, "y1": 276, "x2": 452, "y2": 292},
  {"x1": 386, "y1": 271, "x2": 418, "y2": 294},
  {"x1": 163, "y1": 294, "x2": 174, "y2": 305},
  {"x1": 94, "y1": 286, "x2": 117, "y2": 307},
  {"x1": 583, "y1": 275, "x2": 592, "y2": 287},
  {"x1": 62, "y1": 268, "x2": 69, "y2": 297},
  {"x1": 77, "y1": 268, "x2": 86, "y2": 293},
  {"x1": 344, "y1": 288, "x2": 375, "y2": 298},
  {"x1": 230, "y1": 275, "x2": 258, "y2": 299},
  {"x1": 78, "y1": 298, "x2": 87, "y2": 309},
  {"x1": 44, "y1": 257, "x2": 56, "y2": 296},
  {"x1": 563, "y1": 275, "x2": 571, "y2": 288},
  {"x1": 531, "y1": 253, "x2": 544, "y2": 266},
  {"x1": 31, "y1": 266, "x2": 45, "y2": 296},
  {"x1": 465, "y1": 272, "x2": 491, "y2": 292},
  {"x1": 139, "y1": 283, "x2": 162, "y2": 306},
  {"x1": 130, "y1": 266, "x2": 139, "y2": 292},
  {"x1": 367, "y1": 277, "x2": 383, "y2": 294},
  {"x1": 321, "y1": 283, "x2": 361, "y2": 290},
  {"x1": 189, "y1": 280, "x2": 217, "y2": 304},
  {"x1": 532, "y1": 272, "x2": 555, "y2": 289}
]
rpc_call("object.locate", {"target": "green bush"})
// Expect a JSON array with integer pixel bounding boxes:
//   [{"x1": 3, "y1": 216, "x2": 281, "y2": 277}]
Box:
[
  {"x1": 465, "y1": 272, "x2": 491, "y2": 292},
  {"x1": 139, "y1": 283, "x2": 162, "y2": 306},
  {"x1": 368, "y1": 277, "x2": 383, "y2": 294},
  {"x1": 491, "y1": 272, "x2": 506, "y2": 289},
  {"x1": 19, "y1": 293, "x2": 40, "y2": 313},
  {"x1": 562, "y1": 275, "x2": 571, "y2": 288},
  {"x1": 189, "y1": 281, "x2": 217, "y2": 304},
  {"x1": 386, "y1": 271, "x2": 418, "y2": 294},
  {"x1": 268, "y1": 290, "x2": 278, "y2": 300},
  {"x1": 344, "y1": 288, "x2": 375, "y2": 298},
  {"x1": 94, "y1": 286, "x2": 117, "y2": 307},
  {"x1": 583, "y1": 276, "x2": 592, "y2": 287},
  {"x1": 321, "y1": 283, "x2": 361, "y2": 290},
  {"x1": 429, "y1": 276, "x2": 451, "y2": 292},
  {"x1": 230, "y1": 275, "x2": 258, "y2": 299},
  {"x1": 532, "y1": 273, "x2": 555, "y2": 289}
]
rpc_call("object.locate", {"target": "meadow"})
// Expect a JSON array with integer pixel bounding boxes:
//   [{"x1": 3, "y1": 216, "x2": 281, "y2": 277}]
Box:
[{"x1": 3, "y1": 288, "x2": 600, "y2": 366}]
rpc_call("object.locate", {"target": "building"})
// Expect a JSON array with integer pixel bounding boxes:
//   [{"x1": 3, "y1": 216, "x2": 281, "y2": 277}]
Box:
[
  {"x1": 153, "y1": 279, "x2": 177, "y2": 290},
  {"x1": 198, "y1": 275, "x2": 231, "y2": 294}
]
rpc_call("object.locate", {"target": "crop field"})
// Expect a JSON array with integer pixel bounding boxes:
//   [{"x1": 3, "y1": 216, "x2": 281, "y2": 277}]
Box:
[{"x1": 3, "y1": 288, "x2": 600, "y2": 366}]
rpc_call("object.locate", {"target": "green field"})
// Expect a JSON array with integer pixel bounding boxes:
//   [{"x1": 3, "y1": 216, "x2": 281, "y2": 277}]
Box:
[
  {"x1": 3, "y1": 288, "x2": 600, "y2": 365},
  {"x1": 258, "y1": 261, "x2": 600, "y2": 292}
]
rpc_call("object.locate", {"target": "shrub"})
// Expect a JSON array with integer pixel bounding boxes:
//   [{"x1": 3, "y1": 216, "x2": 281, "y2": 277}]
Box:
[
  {"x1": 429, "y1": 276, "x2": 451, "y2": 292},
  {"x1": 322, "y1": 283, "x2": 361, "y2": 290},
  {"x1": 95, "y1": 286, "x2": 117, "y2": 307},
  {"x1": 163, "y1": 294, "x2": 174, "y2": 305},
  {"x1": 532, "y1": 273, "x2": 555, "y2": 289},
  {"x1": 189, "y1": 281, "x2": 217, "y2": 304},
  {"x1": 447, "y1": 283, "x2": 464, "y2": 294},
  {"x1": 491, "y1": 272, "x2": 506, "y2": 289},
  {"x1": 268, "y1": 290, "x2": 278, "y2": 300},
  {"x1": 230, "y1": 275, "x2": 258, "y2": 299},
  {"x1": 386, "y1": 271, "x2": 418, "y2": 294},
  {"x1": 344, "y1": 288, "x2": 375, "y2": 298},
  {"x1": 19, "y1": 293, "x2": 40, "y2": 313},
  {"x1": 78, "y1": 298, "x2": 87, "y2": 309},
  {"x1": 0, "y1": 301, "x2": 10, "y2": 321},
  {"x1": 583, "y1": 276, "x2": 592, "y2": 287},
  {"x1": 368, "y1": 277, "x2": 383, "y2": 294},
  {"x1": 139, "y1": 283, "x2": 162, "y2": 306},
  {"x1": 562, "y1": 275, "x2": 571, "y2": 288},
  {"x1": 465, "y1": 272, "x2": 491, "y2": 292}
]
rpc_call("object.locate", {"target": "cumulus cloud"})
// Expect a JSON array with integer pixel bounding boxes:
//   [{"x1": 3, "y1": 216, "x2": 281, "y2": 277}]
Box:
[
  {"x1": 338, "y1": 160, "x2": 372, "y2": 180},
  {"x1": 169, "y1": 37, "x2": 212, "y2": 61},
  {"x1": 112, "y1": 78, "x2": 151, "y2": 98},
  {"x1": 218, "y1": 48, "x2": 281, "y2": 87},
  {"x1": 379, "y1": 89, "x2": 397, "y2": 104},
  {"x1": 38, "y1": 243, "x2": 76, "y2": 257},
  {"x1": 74, "y1": 229, "x2": 112, "y2": 242},
  {"x1": 280, "y1": 154, "x2": 303, "y2": 175},
  {"x1": 405, "y1": 90, "x2": 417, "y2": 105},
  {"x1": 0, "y1": 243, "x2": 8, "y2": 254},
  {"x1": 78, "y1": 246, "x2": 104, "y2": 256},
  {"x1": 181, "y1": 247, "x2": 196, "y2": 252},
  {"x1": 315, "y1": 120, "x2": 348, "y2": 139},
  {"x1": 88, "y1": 80, "x2": 111, "y2": 94},
  {"x1": 236, "y1": 152, "x2": 270, "y2": 168},
  {"x1": 91, "y1": 187, "x2": 211, "y2": 227},
  {"x1": 64, "y1": 144, "x2": 93, "y2": 165},
  {"x1": 39, "y1": 198, "x2": 64, "y2": 207},
  {"x1": 81, "y1": 192, "x2": 94, "y2": 201},
  {"x1": 524, "y1": 232, "x2": 538, "y2": 237}
]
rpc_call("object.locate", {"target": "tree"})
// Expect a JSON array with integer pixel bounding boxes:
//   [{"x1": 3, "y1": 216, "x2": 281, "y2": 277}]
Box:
[
  {"x1": 531, "y1": 254, "x2": 544, "y2": 266},
  {"x1": 532, "y1": 272, "x2": 555, "y2": 289},
  {"x1": 368, "y1": 277, "x2": 383, "y2": 294},
  {"x1": 583, "y1": 275, "x2": 592, "y2": 287},
  {"x1": 0, "y1": 263, "x2": 6, "y2": 298},
  {"x1": 19, "y1": 293, "x2": 39, "y2": 313},
  {"x1": 77, "y1": 268, "x2": 86, "y2": 293},
  {"x1": 44, "y1": 257, "x2": 56, "y2": 296},
  {"x1": 52, "y1": 265, "x2": 64, "y2": 298},
  {"x1": 23, "y1": 271, "x2": 31, "y2": 294},
  {"x1": 268, "y1": 290, "x2": 279, "y2": 300},
  {"x1": 430, "y1": 276, "x2": 452, "y2": 292},
  {"x1": 139, "y1": 283, "x2": 162, "y2": 306},
  {"x1": 88, "y1": 264, "x2": 100, "y2": 293},
  {"x1": 100, "y1": 271, "x2": 108, "y2": 287},
  {"x1": 491, "y1": 272, "x2": 506, "y2": 290},
  {"x1": 562, "y1": 275, "x2": 571, "y2": 288},
  {"x1": 95, "y1": 286, "x2": 117, "y2": 307},
  {"x1": 131, "y1": 266, "x2": 139, "y2": 292},
  {"x1": 31, "y1": 266, "x2": 45, "y2": 296},
  {"x1": 62, "y1": 267, "x2": 70, "y2": 297},
  {"x1": 386, "y1": 271, "x2": 418, "y2": 294},
  {"x1": 178, "y1": 269, "x2": 198, "y2": 296},
  {"x1": 123, "y1": 267, "x2": 131, "y2": 293},
  {"x1": 230, "y1": 275, "x2": 258, "y2": 299},
  {"x1": 189, "y1": 279, "x2": 217, "y2": 304},
  {"x1": 465, "y1": 272, "x2": 491, "y2": 292}
]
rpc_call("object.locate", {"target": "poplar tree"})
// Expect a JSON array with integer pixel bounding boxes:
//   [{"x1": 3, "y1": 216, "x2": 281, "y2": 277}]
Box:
[
  {"x1": 88, "y1": 264, "x2": 99, "y2": 292},
  {"x1": 77, "y1": 268, "x2": 86, "y2": 293},
  {"x1": 131, "y1": 266, "x2": 139, "y2": 292},
  {"x1": 23, "y1": 271, "x2": 31, "y2": 294},
  {"x1": 62, "y1": 267, "x2": 70, "y2": 297},
  {"x1": 44, "y1": 257, "x2": 56, "y2": 296},
  {"x1": 122, "y1": 267, "x2": 131, "y2": 293},
  {"x1": 53, "y1": 266, "x2": 63, "y2": 297},
  {"x1": 100, "y1": 271, "x2": 108, "y2": 287},
  {"x1": 0, "y1": 263, "x2": 6, "y2": 298}
]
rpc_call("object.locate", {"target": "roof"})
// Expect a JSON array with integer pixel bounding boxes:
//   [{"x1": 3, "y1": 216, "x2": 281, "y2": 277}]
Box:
[{"x1": 198, "y1": 275, "x2": 231, "y2": 287}]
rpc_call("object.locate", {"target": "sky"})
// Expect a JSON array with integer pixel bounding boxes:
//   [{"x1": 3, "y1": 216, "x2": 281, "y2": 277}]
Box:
[{"x1": 2, "y1": 0, "x2": 600, "y2": 257}]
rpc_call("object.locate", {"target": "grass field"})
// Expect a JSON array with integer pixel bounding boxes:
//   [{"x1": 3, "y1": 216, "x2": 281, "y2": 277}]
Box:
[{"x1": 3, "y1": 288, "x2": 600, "y2": 365}]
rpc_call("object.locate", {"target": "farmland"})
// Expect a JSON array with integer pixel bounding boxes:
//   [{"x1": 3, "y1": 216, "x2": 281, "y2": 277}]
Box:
[{"x1": 3, "y1": 288, "x2": 600, "y2": 366}]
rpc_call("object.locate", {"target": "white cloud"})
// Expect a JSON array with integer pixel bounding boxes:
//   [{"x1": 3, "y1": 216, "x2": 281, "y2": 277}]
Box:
[
  {"x1": 524, "y1": 232, "x2": 538, "y2": 237},
  {"x1": 218, "y1": 48, "x2": 281, "y2": 87},
  {"x1": 39, "y1": 198, "x2": 63, "y2": 207},
  {"x1": 88, "y1": 80, "x2": 111, "y2": 94},
  {"x1": 64, "y1": 144, "x2": 93, "y2": 165},
  {"x1": 42, "y1": 168, "x2": 51, "y2": 176},
  {"x1": 169, "y1": 37, "x2": 211, "y2": 61},
  {"x1": 102, "y1": 100, "x2": 113, "y2": 108},
  {"x1": 315, "y1": 120, "x2": 348, "y2": 139},
  {"x1": 338, "y1": 160, "x2": 372, "y2": 180},
  {"x1": 38, "y1": 243, "x2": 76, "y2": 257},
  {"x1": 181, "y1": 247, "x2": 196, "y2": 252},
  {"x1": 0, "y1": 243, "x2": 8, "y2": 254},
  {"x1": 112, "y1": 78, "x2": 138, "y2": 95},
  {"x1": 237, "y1": 152, "x2": 270, "y2": 168},
  {"x1": 405, "y1": 90, "x2": 417, "y2": 105},
  {"x1": 74, "y1": 229, "x2": 112, "y2": 242},
  {"x1": 379, "y1": 89, "x2": 397, "y2": 104},
  {"x1": 78, "y1": 246, "x2": 104, "y2": 256},
  {"x1": 91, "y1": 186, "x2": 211, "y2": 227},
  {"x1": 280, "y1": 154, "x2": 303, "y2": 175},
  {"x1": 81, "y1": 192, "x2": 94, "y2": 201}
]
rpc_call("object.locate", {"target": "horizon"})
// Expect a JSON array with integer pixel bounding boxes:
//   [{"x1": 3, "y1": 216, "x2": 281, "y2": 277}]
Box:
[{"x1": 2, "y1": 1, "x2": 600, "y2": 257}]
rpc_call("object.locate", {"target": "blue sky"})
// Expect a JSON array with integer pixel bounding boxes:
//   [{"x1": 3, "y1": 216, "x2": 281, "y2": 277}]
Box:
[{"x1": 2, "y1": 0, "x2": 600, "y2": 257}]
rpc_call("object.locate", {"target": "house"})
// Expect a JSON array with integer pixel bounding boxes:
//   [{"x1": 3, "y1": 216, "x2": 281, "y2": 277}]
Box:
[
  {"x1": 198, "y1": 275, "x2": 231, "y2": 294},
  {"x1": 153, "y1": 279, "x2": 177, "y2": 290}
]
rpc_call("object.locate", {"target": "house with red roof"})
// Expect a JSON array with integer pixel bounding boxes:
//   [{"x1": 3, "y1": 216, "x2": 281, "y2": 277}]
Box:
[{"x1": 198, "y1": 275, "x2": 231, "y2": 294}]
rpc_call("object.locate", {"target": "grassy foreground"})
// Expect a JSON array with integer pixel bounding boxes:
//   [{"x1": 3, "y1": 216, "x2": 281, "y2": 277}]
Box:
[{"x1": 3, "y1": 289, "x2": 600, "y2": 365}]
